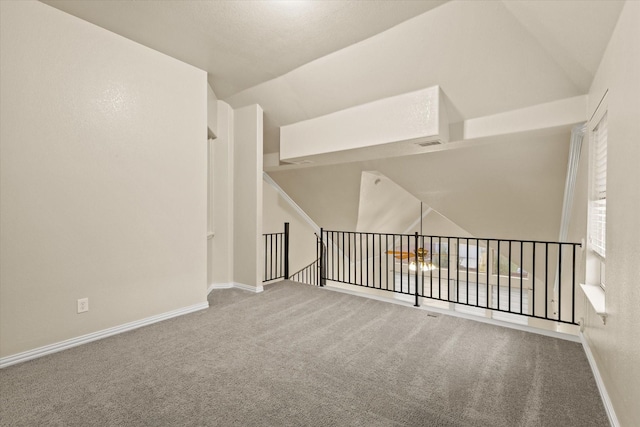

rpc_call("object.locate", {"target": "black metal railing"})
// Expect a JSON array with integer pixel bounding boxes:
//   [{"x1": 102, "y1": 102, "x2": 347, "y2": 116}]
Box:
[
  {"x1": 290, "y1": 259, "x2": 320, "y2": 286},
  {"x1": 263, "y1": 222, "x2": 289, "y2": 282},
  {"x1": 289, "y1": 235, "x2": 324, "y2": 286},
  {"x1": 319, "y1": 229, "x2": 581, "y2": 325}
]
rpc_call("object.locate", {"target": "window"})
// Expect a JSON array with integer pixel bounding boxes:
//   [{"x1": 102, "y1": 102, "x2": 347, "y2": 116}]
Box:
[
  {"x1": 590, "y1": 112, "x2": 607, "y2": 259},
  {"x1": 580, "y1": 94, "x2": 608, "y2": 320},
  {"x1": 588, "y1": 99, "x2": 607, "y2": 288}
]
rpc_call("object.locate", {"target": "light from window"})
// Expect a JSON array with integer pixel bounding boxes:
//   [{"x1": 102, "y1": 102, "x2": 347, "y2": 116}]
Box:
[{"x1": 590, "y1": 112, "x2": 607, "y2": 259}]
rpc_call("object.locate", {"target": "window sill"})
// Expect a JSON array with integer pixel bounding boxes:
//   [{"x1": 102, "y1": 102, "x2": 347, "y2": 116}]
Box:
[{"x1": 580, "y1": 283, "x2": 607, "y2": 324}]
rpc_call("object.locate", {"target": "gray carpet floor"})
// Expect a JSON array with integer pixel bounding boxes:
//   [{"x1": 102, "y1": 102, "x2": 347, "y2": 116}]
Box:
[{"x1": 0, "y1": 280, "x2": 608, "y2": 426}]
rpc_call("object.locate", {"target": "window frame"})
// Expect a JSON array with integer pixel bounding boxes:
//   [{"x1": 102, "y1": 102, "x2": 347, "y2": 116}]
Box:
[{"x1": 587, "y1": 92, "x2": 608, "y2": 290}]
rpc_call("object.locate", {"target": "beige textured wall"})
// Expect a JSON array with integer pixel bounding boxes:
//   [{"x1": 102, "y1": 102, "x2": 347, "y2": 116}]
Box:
[
  {"x1": 233, "y1": 105, "x2": 264, "y2": 288},
  {"x1": 262, "y1": 180, "x2": 318, "y2": 277},
  {"x1": 210, "y1": 101, "x2": 266, "y2": 289},
  {"x1": 0, "y1": 2, "x2": 208, "y2": 357},
  {"x1": 416, "y1": 211, "x2": 472, "y2": 238},
  {"x1": 356, "y1": 171, "x2": 420, "y2": 234},
  {"x1": 582, "y1": 2, "x2": 640, "y2": 426},
  {"x1": 373, "y1": 134, "x2": 569, "y2": 241},
  {"x1": 206, "y1": 87, "x2": 218, "y2": 286},
  {"x1": 210, "y1": 102, "x2": 235, "y2": 286},
  {"x1": 270, "y1": 130, "x2": 569, "y2": 243},
  {"x1": 269, "y1": 163, "x2": 362, "y2": 232},
  {"x1": 207, "y1": 84, "x2": 219, "y2": 138}
]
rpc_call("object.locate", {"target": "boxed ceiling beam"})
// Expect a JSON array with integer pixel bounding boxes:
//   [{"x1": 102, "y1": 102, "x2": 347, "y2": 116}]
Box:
[{"x1": 280, "y1": 85, "x2": 449, "y2": 164}]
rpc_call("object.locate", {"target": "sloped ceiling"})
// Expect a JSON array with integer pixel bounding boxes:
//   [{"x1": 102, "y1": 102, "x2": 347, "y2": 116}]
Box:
[
  {"x1": 356, "y1": 171, "x2": 420, "y2": 234},
  {"x1": 356, "y1": 171, "x2": 471, "y2": 237},
  {"x1": 41, "y1": 0, "x2": 623, "y2": 155},
  {"x1": 40, "y1": 0, "x2": 448, "y2": 99},
  {"x1": 226, "y1": 0, "x2": 624, "y2": 153},
  {"x1": 270, "y1": 129, "x2": 570, "y2": 241},
  {"x1": 39, "y1": 0, "x2": 622, "y2": 241},
  {"x1": 370, "y1": 132, "x2": 570, "y2": 241},
  {"x1": 267, "y1": 163, "x2": 363, "y2": 232},
  {"x1": 502, "y1": 0, "x2": 624, "y2": 91}
]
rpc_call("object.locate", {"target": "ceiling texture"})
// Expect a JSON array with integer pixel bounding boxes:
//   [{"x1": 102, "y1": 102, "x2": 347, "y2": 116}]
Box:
[
  {"x1": 42, "y1": 0, "x2": 624, "y2": 155},
  {"x1": 38, "y1": 0, "x2": 626, "y2": 240},
  {"x1": 41, "y1": 1, "x2": 447, "y2": 99}
]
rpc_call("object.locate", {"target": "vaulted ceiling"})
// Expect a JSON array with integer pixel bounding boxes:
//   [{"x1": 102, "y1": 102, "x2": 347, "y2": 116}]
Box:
[
  {"x1": 268, "y1": 129, "x2": 572, "y2": 241},
  {"x1": 41, "y1": 0, "x2": 447, "y2": 99},
  {"x1": 41, "y1": 0, "x2": 625, "y2": 240},
  {"x1": 42, "y1": 0, "x2": 624, "y2": 155}
]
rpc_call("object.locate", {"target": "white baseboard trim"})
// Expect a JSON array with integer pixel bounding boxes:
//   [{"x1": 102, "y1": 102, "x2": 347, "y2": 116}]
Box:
[
  {"x1": 207, "y1": 282, "x2": 264, "y2": 294},
  {"x1": 0, "y1": 301, "x2": 209, "y2": 369},
  {"x1": 208, "y1": 283, "x2": 234, "y2": 294},
  {"x1": 232, "y1": 282, "x2": 264, "y2": 293},
  {"x1": 324, "y1": 283, "x2": 580, "y2": 343},
  {"x1": 580, "y1": 332, "x2": 620, "y2": 427}
]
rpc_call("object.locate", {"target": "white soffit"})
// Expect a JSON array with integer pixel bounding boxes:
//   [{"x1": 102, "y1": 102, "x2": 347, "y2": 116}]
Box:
[
  {"x1": 41, "y1": 0, "x2": 623, "y2": 157},
  {"x1": 463, "y1": 95, "x2": 588, "y2": 140},
  {"x1": 228, "y1": 0, "x2": 622, "y2": 154},
  {"x1": 276, "y1": 94, "x2": 586, "y2": 168},
  {"x1": 281, "y1": 86, "x2": 448, "y2": 164}
]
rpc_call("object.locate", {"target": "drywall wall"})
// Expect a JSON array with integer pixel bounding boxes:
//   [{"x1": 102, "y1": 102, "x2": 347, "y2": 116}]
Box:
[
  {"x1": 207, "y1": 84, "x2": 219, "y2": 138},
  {"x1": 355, "y1": 170, "x2": 471, "y2": 238},
  {"x1": 356, "y1": 171, "x2": 420, "y2": 234},
  {"x1": 206, "y1": 85, "x2": 218, "y2": 286},
  {"x1": 280, "y1": 86, "x2": 448, "y2": 162},
  {"x1": 581, "y1": 2, "x2": 640, "y2": 426},
  {"x1": 371, "y1": 132, "x2": 570, "y2": 241},
  {"x1": 0, "y1": 1, "x2": 208, "y2": 357},
  {"x1": 269, "y1": 163, "x2": 363, "y2": 231},
  {"x1": 225, "y1": 0, "x2": 621, "y2": 155},
  {"x1": 209, "y1": 101, "x2": 235, "y2": 286},
  {"x1": 262, "y1": 180, "x2": 318, "y2": 276},
  {"x1": 207, "y1": 138, "x2": 214, "y2": 287},
  {"x1": 233, "y1": 105, "x2": 264, "y2": 289},
  {"x1": 270, "y1": 130, "x2": 569, "y2": 243},
  {"x1": 413, "y1": 211, "x2": 472, "y2": 238}
]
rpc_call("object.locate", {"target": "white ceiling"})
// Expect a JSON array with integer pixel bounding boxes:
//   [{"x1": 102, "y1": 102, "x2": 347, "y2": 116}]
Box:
[
  {"x1": 226, "y1": 0, "x2": 624, "y2": 153},
  {"x1": 41, "y1": 0, "x2": 447, "y2": 99},
  {"x1": 270, "y1": 126, "x2": 572, "y2": 241},
  {"x1": 42, "y1": 0, "x2": 624, "y2": 155}
]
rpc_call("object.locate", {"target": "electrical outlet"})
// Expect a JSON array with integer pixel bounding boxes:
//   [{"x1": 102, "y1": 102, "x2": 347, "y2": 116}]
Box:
[{"x1": 77, "y1": 298, "x2": 89, "y2": 313}]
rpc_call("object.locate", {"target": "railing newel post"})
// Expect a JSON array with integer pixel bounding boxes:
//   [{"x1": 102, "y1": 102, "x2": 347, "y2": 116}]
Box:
[
  {"x1": 414, "y1": 232, "x2": 420, "y2": 307},
  {"x1": 284, "y1": 222, "x2": 290, "y2": 279},
  {"x1": 320, "y1": 228, "x2": 325, "y2": 287}
]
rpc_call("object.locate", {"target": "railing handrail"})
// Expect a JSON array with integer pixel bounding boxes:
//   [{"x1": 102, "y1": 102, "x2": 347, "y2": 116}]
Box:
[
  {"x1": 290, "y1": 257, "x2": 319, "y2": 278},
  {"x1": 321, "y1": 229, "x2": 582, "y2": 247},
  {"x1": 262, "y1": 222, "x2": 289, "y2": 283},
  {"x1": 317, "y1": 228, "x2": 581, "y2": 325}
]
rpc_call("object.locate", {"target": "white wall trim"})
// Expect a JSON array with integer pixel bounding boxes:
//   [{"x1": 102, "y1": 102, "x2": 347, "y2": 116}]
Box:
[
  {"x1": 208, "y1": 282, "x2": 234, "y2": 294},
  {"x1": 0, "y1": 301, "x2": 209, "y2": 369},
  {"x1": 208, "y1": 282, "x2": 264, "y2": 294},
  {"x1": 580, "y1": 332, "x2": 620, "y2": 427},
  {"x1": 232, "y1": 282, "x2": 264, "y2": 293}
]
